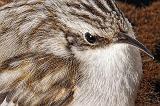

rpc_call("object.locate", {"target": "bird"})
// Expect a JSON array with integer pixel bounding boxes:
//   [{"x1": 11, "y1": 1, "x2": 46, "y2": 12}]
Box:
[{"x1": 0, "y1": 0, "x2": 154, "y2": 106}]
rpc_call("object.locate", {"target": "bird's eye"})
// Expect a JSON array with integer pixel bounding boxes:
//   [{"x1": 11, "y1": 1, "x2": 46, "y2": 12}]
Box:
[{"x1": 85, "y1": 32, "x2": 96, "y2": 44}]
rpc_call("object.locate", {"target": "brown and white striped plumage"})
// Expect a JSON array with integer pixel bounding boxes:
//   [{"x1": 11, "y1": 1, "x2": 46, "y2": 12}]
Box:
[{"x1": 0, "y1": 0, "x2": 152, "y2": 106}]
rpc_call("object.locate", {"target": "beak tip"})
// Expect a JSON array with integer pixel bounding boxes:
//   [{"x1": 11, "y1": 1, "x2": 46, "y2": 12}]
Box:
[{"x1": 151, "y1": 55, "x2": 155, "y2": 60}]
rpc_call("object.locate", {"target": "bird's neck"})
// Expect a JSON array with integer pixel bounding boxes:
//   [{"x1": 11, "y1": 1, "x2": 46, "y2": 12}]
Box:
[{"x1": 72, "y1": 44, "x2": 142, "y2": 106}]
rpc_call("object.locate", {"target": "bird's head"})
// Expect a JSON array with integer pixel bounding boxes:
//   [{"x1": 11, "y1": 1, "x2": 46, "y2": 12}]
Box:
[{"x1": 43, "y1": 0, "x2": 154, "y2": 61}]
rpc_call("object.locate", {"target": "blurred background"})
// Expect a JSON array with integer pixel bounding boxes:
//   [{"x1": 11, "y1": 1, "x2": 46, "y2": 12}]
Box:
[{"x1": 0, "y1": 0, "x2": 160, "y2": 105}]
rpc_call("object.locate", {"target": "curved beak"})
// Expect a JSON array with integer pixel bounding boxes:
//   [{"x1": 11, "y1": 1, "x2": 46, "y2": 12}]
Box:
[{"x1": 113, "y1": 32, "x2": 154, "y2": 59}]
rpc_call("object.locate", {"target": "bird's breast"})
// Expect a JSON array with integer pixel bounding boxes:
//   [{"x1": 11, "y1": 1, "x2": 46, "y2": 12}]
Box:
[{"x1": 72, "y1": 44, "x2": 142, "y2": 106}]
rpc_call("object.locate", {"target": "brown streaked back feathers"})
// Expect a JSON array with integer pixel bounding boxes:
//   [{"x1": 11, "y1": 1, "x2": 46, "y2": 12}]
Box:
[{"x1": 0, "y1": 53, "x2": 79, "y2": 105}]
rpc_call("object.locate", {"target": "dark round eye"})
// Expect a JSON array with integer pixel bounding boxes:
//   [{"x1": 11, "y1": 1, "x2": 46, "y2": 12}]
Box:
[{"x1": 85, "y1": 32, "x2": 96, "y2": 44}]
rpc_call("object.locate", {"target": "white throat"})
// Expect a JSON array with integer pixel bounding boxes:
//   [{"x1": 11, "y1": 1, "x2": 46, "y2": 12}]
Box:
[{"x1": 72, "y1": 44, "x2": 142, "y2": 106}]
